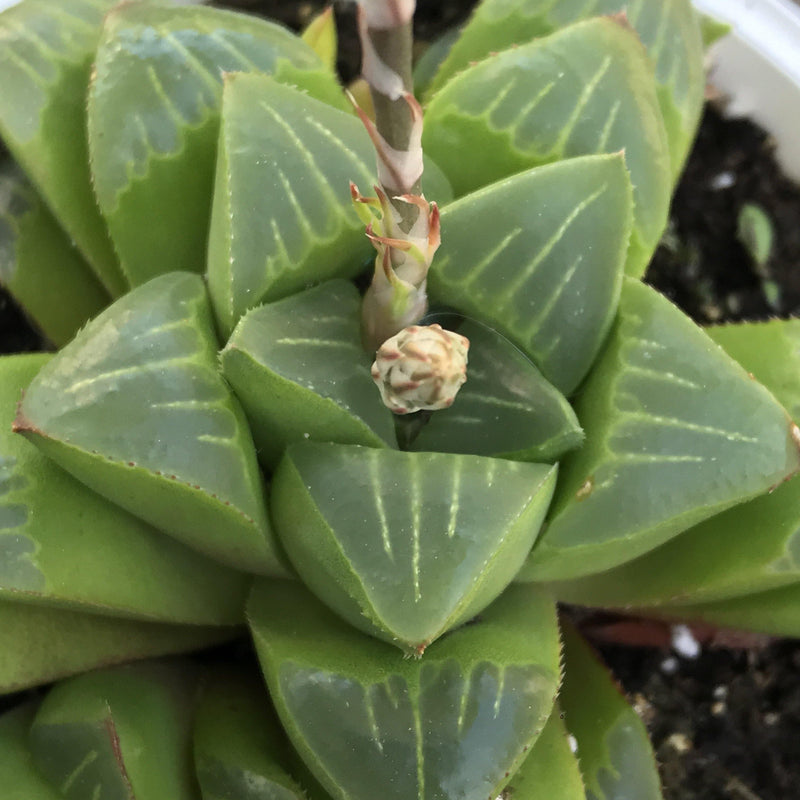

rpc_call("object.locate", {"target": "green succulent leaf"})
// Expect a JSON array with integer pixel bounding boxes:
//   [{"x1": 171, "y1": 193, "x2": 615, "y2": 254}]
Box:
[
  {"x1": 553, "y1": 316, "x2": 800, "y2": 602},
  {"x1": 0, "y1": 0, "x2": 124, "y2": 295},
  {"x1": 706, "y1": 319, "x2": 800, "y2": 420},
  {"x1": 221, "y1": 281, "x2": 394, "y2": 468},
  {"x1": 427, "y1": 0, "x2": 704, "y2": 178},
  {"x1": 271, "y1": 442, "x2": 557, "y2": 653},
  {"x1": 249, "y1": 579, "x2": 561, "y2": 800},
  {"x1": 651, "y1": 581, "x2": 800, "y2": 639},
  {"x1": 29, "y1": 661, "x2": 200, "y2": 800},
  {"x1": 206, "y1": 73, "x2": 371, "y2": 337},
  {"x1": 0, "y1": 599, "x2": 231, "y2": 694},
  {"x1": 0, "y1": 703, "x2": 61, "y2": 800},
  {"x1": 503, "y1": 704, "x2": 585, "y2": 799},
  {"x1": 0, "y1": 162, "x2": 109, "y2": 347},
  {"x1": 410, "y1": 316, "x2": 583, "y2": 461},
  {"x1": 737, "y1": 203, "x2": 773, "y2": 269},
  {"x1": 423, "y1": 18, "x2": 669, "y2": 278},
  {"x1": 15, "y1": 272, "x2": 286, "y2": 576},
  {"x1": 546, "y1": 318, "x2": 800, "y2": 608},
  {"x1": 194, "y1": 668, "x2": 308, "y2": 800},
  {"x1": 88, "y1": 2, "x2": 346, "y2": 288},
  {"x1": 207, "y1": 73, "x2": 452, "y2": 337},
  {"x1": 302, "y1": 6, "x2": 338, "y2": 73},
  {"x1": 698, "y1": 13, "x2": 731, "y2": 49},
  {"x1": 430, "y1": 153, "x2": 632, "y2": 395},
  {"x1": 520, "y1": 279, "x2": 800, "y2": 583},
  {"x1": 413, "y1": 27, "x2": 462, "y2": 97},
  {"x1": 1, "y1": 354, "x2": 248, "y2": 625},
  {"x1": 547, "y1": 475, "x2": 800, "y2": 608},
  {"x1": 560, "y1": 621, "x2": 662, "y2": 800}
]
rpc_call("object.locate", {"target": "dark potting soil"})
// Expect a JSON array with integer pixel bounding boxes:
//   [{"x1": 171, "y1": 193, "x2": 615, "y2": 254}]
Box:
[
  {"x1": 646, "y1": 106, "x2": 800, "y2": 324},
  {"x1": 596, "y1": 639, "x2": 800, "y2": 800},
  {"x1": 0, "y1": 139, "x2": 45, "y2": 355},
  {"x1": 2, "y1": 3, "x2": 800, "y2": 798}
]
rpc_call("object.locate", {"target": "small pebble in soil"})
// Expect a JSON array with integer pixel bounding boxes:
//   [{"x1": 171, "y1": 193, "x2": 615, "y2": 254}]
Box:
[
  {"x1": 671, "y1": 624, "x2": 701, "y2": 659},
  {"x1": 711, "y1": 171, "x2": 737, "y2": 190},
  {"x1": 661, "y1": 655, "x2": 680, "y2": 674},
  {"x1": 666, "y1": 732, "x2": 693, "y2": 753}
]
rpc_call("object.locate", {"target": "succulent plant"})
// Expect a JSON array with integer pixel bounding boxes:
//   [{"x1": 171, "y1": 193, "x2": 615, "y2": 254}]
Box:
[{"x1": 1, "y1": 1, "x2": 799, "y2": 799}]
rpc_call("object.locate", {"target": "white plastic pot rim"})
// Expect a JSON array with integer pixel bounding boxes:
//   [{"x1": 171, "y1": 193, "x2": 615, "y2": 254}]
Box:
[
  {"x1": 694, "y1": 0, "x2": 800, "y2": 86},
  {"x1": 693, "y1": 0, "x2": 800, "y2": 180}
]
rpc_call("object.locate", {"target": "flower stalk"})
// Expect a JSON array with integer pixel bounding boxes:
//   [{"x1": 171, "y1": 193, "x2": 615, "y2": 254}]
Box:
[{"x1": 354, "y1": 0, "x2": 441, "y2": 353}]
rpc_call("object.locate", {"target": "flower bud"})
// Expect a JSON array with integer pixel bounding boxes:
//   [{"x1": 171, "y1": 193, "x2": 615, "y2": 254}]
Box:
[{"x1": 371, "y1": 324, "x2": 469, "y2": 414}]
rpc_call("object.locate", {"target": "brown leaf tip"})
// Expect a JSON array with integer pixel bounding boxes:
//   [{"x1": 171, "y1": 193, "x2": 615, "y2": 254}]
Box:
[
  {"x1": 11, "y1": 396, "x2": 38, "y2": 436},
  {"x1": 605, "y1": 10, "x2": 633, "y2": 31}
]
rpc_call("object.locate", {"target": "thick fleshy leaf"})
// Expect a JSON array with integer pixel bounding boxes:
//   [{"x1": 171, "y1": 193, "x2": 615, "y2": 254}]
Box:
[
  {"x1": 706, "y1": 319, "x2": 800, "y2": 420},
  {"x1": 1, "y1": 354, "x2": 248, "y2": 625},
  {"x1": 503, "y1": 704, "x2": 585, "y2": 800},
  {"x1": 207, "y1": 73, "x2": 452, "y2": 336},
  {"x1": 0, "y1": 162, "x2": 109, "y2": 347},
  {"x1": 0, "y1": 0, "x2": 124, "y2": 295},
  {"x1": 410, "y1": 315, "x2": 582, "y2": 461},
  {"x1": 651, "y1": 581, "x2": 800, "y2": 639},
  {"x1": 0, "y1": 704, "x2": 61, "y2": 799},
  {"x1": 271, "y1": 442, "x2": 557, "y2": 653},
  {"x1": 221, "y1": 281, "x2": 394, "y2": 468},
  {"x1": 194, "y1": 668, "x2": 307, "y2": 800},
  {"x1": 29, "y1": 661, "x2": 199, "y2": 800},
  {"x1": 88, "y1": 2, "x2": 346, "y2": 288},
  {"x1": 422, "y1": 18, "x2": 670, "y2": 277},
  {"x1": 520, "y1": 279, "x2": 800, "y2": 583},
  {"x1": 429, "y1": 154, "x2": 632, "y2": 395},
  {"x1": 249, "y1": 579, "x2": 561, "y2": 800},
  {"x1": 560, "y1": 621, "x2": 662, "y2": 800},
  {"x1": 543, "y1": 318, "x2": 800, "y2": 606},
  {"x1": 698, "y1": 13, "x2": 731, "y2": 49},
  {"x1": 302, "y1": 7, "x2": 337, "y2": 72},
  {"x1": 0, "y1": 599, "x2": 231, "y2": 694},
  {"x1": 546, "y1": 476, "x2": 800, "y2": 609},
  {"x1": 15, "y1": 272, "x2": 286, "y2": 576},
  {"x1": 413, "y1": 27, "x2": 461, "y2": 97},
  {"x1": 426, "y1": 0, "x2": 704, "y2": 178}
]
